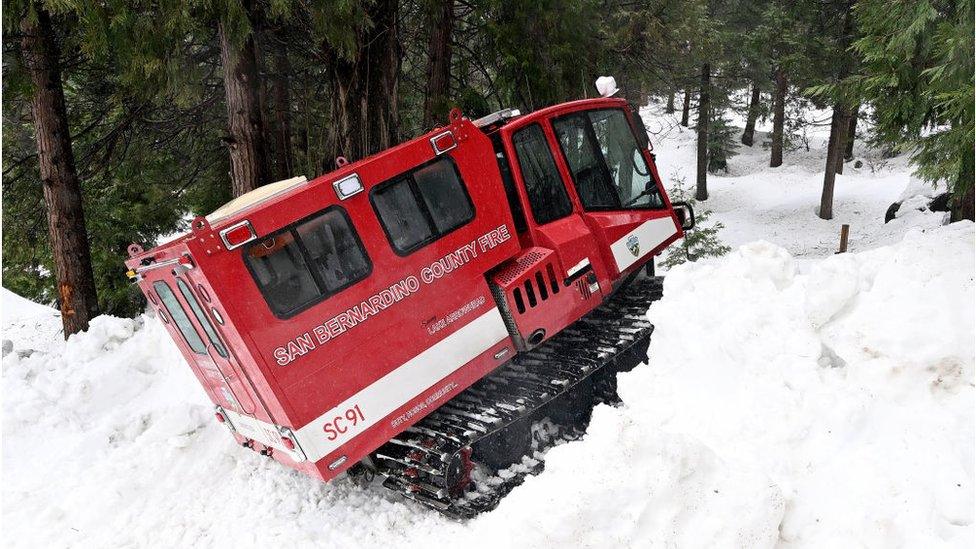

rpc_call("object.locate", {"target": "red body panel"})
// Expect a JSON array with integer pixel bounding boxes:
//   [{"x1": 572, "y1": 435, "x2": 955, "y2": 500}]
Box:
[{"x1": 126, "y1": 97, "x2": 683, "y2": 483}]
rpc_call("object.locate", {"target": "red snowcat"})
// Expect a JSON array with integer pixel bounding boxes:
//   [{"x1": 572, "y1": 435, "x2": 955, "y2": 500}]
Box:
[{"x1": 125, "y1": 97, "x2": 694, "y2": 517}]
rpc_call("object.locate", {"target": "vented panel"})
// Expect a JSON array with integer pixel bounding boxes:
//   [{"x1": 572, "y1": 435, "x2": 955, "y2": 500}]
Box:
[
  {"x1": 494, "y1": 250, "x2": 547, "y2": 285},
  {"x1": 492, "y1": 247, "x2": 563, "y2": 316},
  {"x1": 511, "y1": 262, "x2": 562, "y2": 314}
]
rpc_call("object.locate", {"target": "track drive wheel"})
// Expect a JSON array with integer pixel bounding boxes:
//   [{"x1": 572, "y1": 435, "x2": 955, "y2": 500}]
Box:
[{"x1": 445, "y1": 447, "x2": 473, "y2": 497}]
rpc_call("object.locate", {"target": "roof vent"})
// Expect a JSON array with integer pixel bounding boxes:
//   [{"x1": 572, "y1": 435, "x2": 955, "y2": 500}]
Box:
[{"x1": 206, "y1": 176, "x2": 308, "y2": 223}]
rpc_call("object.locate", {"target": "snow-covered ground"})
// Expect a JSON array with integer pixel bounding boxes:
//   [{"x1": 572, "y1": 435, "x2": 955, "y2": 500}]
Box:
[
  {"x1": 642, "y1": 102, "x2": 948, "y2": 266},
  {"x1": 2, "y1": 105, "x2": 973, "y2": 548}
]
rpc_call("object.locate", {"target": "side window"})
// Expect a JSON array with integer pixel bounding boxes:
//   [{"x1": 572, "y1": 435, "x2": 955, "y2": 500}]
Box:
[
  {"x1": 512, "y1": 124, "x2": 573, "y2": 225},
  {"x1": 244, "y1": 207, "x2": 371, "y2": 318},
  {"x1": 297, "y1": 213, "x2": 371, "y2": 293},
  {"x1": 371, "y1": 157, "x2": 474, "y2": 255},
  {"x1": 177, "y1": 279, "x2": 227, "y2": 357},
  {"x1": 373, "y1": 178, "x2": 433, "y2": 251},
  {"x1": 415, "y1": 160, "x2": 471, "y2": 233},
  {"x1": 154, "y1": 281, "x2": 207, "y2": 355}
]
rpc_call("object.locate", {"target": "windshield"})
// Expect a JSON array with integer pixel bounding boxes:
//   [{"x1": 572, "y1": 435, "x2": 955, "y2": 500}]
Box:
[{"x1": 553, "y1": 109, "x2": 664, "y2": 211}]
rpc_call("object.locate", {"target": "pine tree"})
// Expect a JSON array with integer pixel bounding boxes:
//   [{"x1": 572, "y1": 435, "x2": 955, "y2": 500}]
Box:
[
  {"x1": 741, "y1": 83, "x2": 762, "y2": 146},
  {"x1": 660, "y1": 177, "x2": 731, "y2": 269},
  {"x1": 707, "y1": 88, "x2": 738, "y2": 173},
  {"x1": 3, "y1": 0, "x2": 231, "y2": 318},
  {"x1": 755, "y1": 1, "x2": 817, "y2": 168},
  {"x1": 323, "y1": 0, "x2": 401, "y2": 164},
  {"x1": 12, "y1": 3, "x2": 99, "y2": 337},
  {"x1": 219, "y1": 0, "x2": 271, "y2": 196},
  {"x1": 422, "y1": 0, "x2": 454, "y2": 129},
  {"x1": 805, "y1": 0, "x2": 859, "y2": 220},
  {"x1": 852, "y1": 0, "x2": 974, "y2": 220}
]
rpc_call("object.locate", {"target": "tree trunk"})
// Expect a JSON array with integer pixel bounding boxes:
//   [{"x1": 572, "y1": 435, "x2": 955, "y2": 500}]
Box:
[
  {"x1": 832, "y1": 103, "x2": 852, "y2": 174},
  {"x1": 20, "y1": 7, "x2": 99, "y2": 338},
  {"x1": 696, "y1": 63, "x2": 710, "y2": 201},
  {"x1": 741, "y1": 83, "x2": 761, "y2": 146},
  {"x1": 952, "y1": 186, "x2": 975, "y2": 222},
  {"x1": 819, "y1": 105, "x2": 849, "y2": 220},
  {"x1": 844, "y1": 104, "x2": 859, "y2": 161},
  {"x1": 834, "y1": 108, "x2": 851, "y2": 175},
  {"x1": 951, "y1": 151, "x2": 975, "y2": 222},
  {"x1": 665, "y1": 90, "x2": 675, "y2": 113},
  {"x1": 680, "y1": 89, "x2": 691, "y2": 126},
  {"x1": 770, "y1": 67, "x2": 787, "y2": 167},
  {"x1": 219, "y1": 0, "x2": 270, "y2": 197},
  {"x1": 326, "y1": 0, "x2": 400, "y2": 165},
  {"x1": 268, "y1": 28, "x2": 294, "y2": 181},
  {"x1": 422, "y1": 0, "x2": 454, "y2": 129}
]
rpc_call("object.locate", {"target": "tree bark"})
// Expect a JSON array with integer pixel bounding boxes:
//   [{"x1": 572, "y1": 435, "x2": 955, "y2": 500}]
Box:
[
  {"x1": 951, "y1": 151, "x2": 975, "y2": 222},
  {"x1": 326, "y1": 0, "x2": 400, "y2": 165},
  {"x1": 219, "y1": 0, "x2": 270, "y2": 197},
  {"x1": 770, "y1": 67, "x2": 787, "y2": 167},
  {"x1": 834, "y1": 106, "x2": 851, "y2": 175},
  {"x1": 20, "y1": 7, "x2": 99, "y2": 338},
  {"x1": 952, "y1": 185, "x2": 975, "y2": 222},
  {"x1": 819, "y1": 105, "x2": 849, "y2": 220},
  {"x1": 422, "y1": 0, "x2": 454, "y2": 129},
  {"x1": 680, "y1": 89, "x2": 691, "y2": 126},
  {"x1": 696, "y1": 63, "x2": 710, "y2": 201},
  {"x1": 665, "y1": 90, "x2": 675, "y2": 114},
  {"x1": 844, "y1": 104, "x2": 859, "y2": 161},
  {"x1": 268, "y1": 27, "x2": 293, "y2": 181},
  {"x1": 741, "y1": 82, "x2": 761, "y2": 146}
]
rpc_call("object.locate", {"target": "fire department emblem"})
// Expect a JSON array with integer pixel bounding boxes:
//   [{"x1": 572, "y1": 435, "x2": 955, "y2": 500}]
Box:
[{"x1": 626, "y1": 235, "x2": 640, "y2": 257}]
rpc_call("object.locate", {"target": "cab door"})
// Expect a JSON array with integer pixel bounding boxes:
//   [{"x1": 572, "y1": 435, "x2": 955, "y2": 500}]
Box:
[
  {"x1": 503, "y1": 122, "x2": 607, "y2": 324},
  {"x1": 549, "y1": 107, "x2": 680, "y2": 278}
]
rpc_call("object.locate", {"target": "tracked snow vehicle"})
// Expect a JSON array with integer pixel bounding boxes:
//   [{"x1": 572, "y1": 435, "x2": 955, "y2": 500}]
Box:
[{"x1": 125, "y1": 97, "x2": 694, "y2": 517}]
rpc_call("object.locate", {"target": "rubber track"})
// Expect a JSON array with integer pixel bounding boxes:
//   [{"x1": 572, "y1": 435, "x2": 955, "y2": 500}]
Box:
[{"x1": 376, "y1": 276, "x2": 663, "y2": 519}]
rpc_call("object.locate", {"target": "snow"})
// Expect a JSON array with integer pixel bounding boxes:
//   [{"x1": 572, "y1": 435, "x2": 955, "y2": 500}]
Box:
[
  {"x1": 630, "y1": 225, "x2": 974, "y2": 546},
  {"x1": 641, "y1": 102, "x2": 949, "y2": 265},
  {"x1": 2, "y1": 288, "x2": 62, "y2": 354},
  {"x1": 3, "y1": 105, "x2": 973, "y2": 548},
  {"x1": 2, "y1": 287, "x2": 58, "y2": 323}
]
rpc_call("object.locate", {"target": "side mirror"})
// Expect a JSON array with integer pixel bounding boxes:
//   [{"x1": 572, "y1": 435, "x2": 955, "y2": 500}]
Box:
[{"x1": 672, "y1": 201, "x2": 695, "y2": 231}]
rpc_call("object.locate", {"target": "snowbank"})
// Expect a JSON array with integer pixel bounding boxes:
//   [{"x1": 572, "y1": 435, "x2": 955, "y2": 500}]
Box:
[
  {"x1": 2, "y1": 287, "x2": 57, "y2": 323},
  {"x1": 625, "y1": 221, "x2": 975, "y2": 546},
  {"x1": 4, "y1": 222, "x2": 971, "y2": 548},
  {"x1": 2, "y1": 287, "x2": 62, "y2": 354}
]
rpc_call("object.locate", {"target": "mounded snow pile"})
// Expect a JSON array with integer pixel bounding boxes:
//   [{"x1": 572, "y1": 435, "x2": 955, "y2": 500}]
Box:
[
  {"x1": 622, "y1": 221, "x2": 975, "y2": 546},
  {"x1": 3, "y1": 223, "x2": 973, "y2": 548},
  {"x1": 2, "y1": 287, "x2": 58, "y2": 322},
  {"x1": 2, "y1": 315, "x2": 460, "y2": 547},
  {"x1": 467, "y1": 410, "x2": 786, "y2": 547},
  {"x1": 2, "y1": 288, "x2": 62, "y2": 354}
]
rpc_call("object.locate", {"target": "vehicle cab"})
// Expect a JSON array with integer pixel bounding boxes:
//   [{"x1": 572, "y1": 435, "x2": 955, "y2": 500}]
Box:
[{"x1": 480, "y1": 97, "x2": 688, "y2": 351}]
